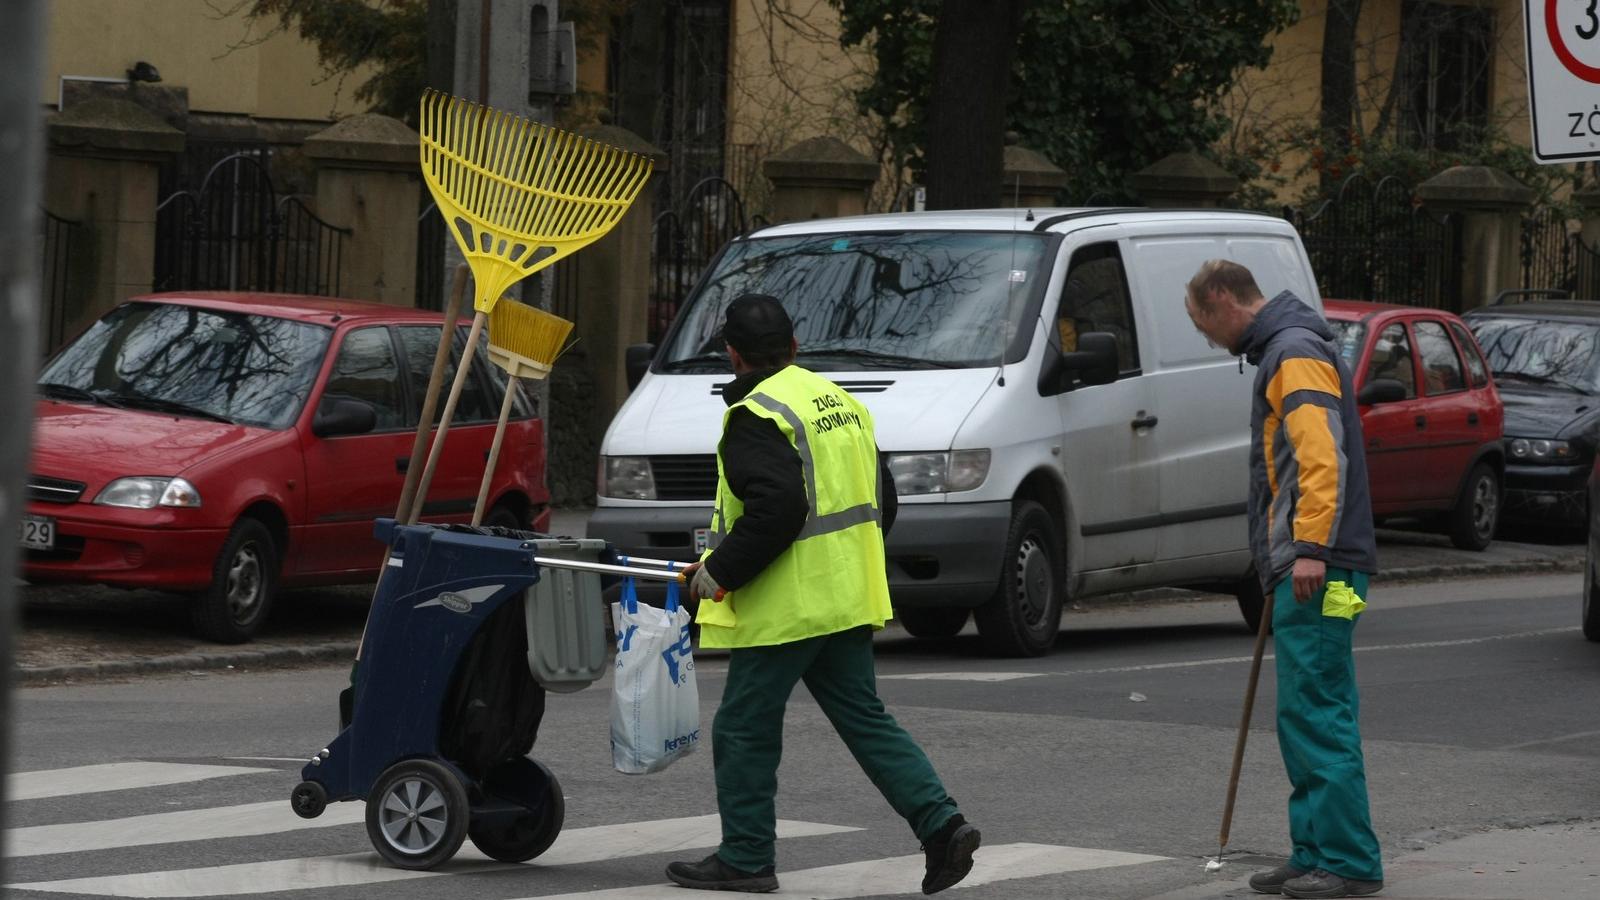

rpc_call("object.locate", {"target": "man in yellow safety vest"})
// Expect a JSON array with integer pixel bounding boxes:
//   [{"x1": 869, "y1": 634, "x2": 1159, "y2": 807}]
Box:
[{"x1": 666, "y1": 293, "x2": 980, "y2": 895}]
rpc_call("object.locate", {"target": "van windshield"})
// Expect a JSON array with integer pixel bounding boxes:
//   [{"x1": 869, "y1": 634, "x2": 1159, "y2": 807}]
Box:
[{"x1": 660, "y1": 231, "x2": 1050, "y2": 371}]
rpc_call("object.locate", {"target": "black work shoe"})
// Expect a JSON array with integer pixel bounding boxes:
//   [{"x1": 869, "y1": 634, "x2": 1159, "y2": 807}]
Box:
[
  {"x1": 1281, "y1": 868, "x2": 1384, "y2": 898},
  {"x1": 921, "y1": 814, "x2": 982, "y2": 895},
  {"x1": 1248, "y1": 864, "x2": 1306, "y2": 894},
  {"x1": 665, "y1": 853, "x2": 778, "y2": 893}
]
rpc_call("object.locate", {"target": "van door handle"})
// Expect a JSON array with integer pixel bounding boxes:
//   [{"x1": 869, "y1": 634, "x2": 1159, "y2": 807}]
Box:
[
  {"x1": 1131, "y1": 412, "x2": 1158, "y2": 430},
  {"x1": 395, "y1": 456, "x2": 410, "y2": 474}
]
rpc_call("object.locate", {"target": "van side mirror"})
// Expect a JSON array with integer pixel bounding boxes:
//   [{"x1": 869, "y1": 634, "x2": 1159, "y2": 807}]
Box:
[
  {"x1": 1040, "y1": 331, "x2": 1120, "y2": 395},
  {"x1": 625, "y1": 343, "x2": 655, "y2": 391},
  {"x1": 1358, "y1": 378, "x2": 1407, "y2": 406},
  {"x1": 312, "y1": 397, "x2": 377, "y2": 438}
]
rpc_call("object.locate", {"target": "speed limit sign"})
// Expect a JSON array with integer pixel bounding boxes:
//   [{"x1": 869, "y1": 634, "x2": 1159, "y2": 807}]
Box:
[{"x1": 1526, "y1": 1, "x2": 1600, "y2": 162}]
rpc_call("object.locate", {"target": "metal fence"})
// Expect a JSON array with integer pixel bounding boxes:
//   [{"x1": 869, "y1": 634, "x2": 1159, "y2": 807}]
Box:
[
  {"x1": 154, "y1": 152, "x2": 349, "y2": 295},
  {"x1": 650, "y1": 176, "x2": 748, "y2": 342},
  {"x1": 39, "y1": 208, "x2": 79, "y2": 350},
  {"x1": 1519, "y1": 208, "x2": 1600, "y2": 299},
  {"x1": 1283, "y1": 174, "x2": 1462, "y2": 309}
]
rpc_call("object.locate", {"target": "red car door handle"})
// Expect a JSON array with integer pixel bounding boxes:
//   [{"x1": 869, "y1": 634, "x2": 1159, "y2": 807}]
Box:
[
  {"x1": 395, "y1": 457, "x2": 410, "y2": 474},
  {"x1": 1468, "y1": 412, "x2": 1479, "y2": 425},
  {"x1": 1414, "y1": 415, "x2": 1427, "y2": 429}
]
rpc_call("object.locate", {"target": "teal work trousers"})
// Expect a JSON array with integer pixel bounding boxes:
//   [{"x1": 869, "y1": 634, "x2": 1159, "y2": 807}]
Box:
[
  {"x1": 1272, "y1": 568, "x2": 1383, "y2": 882},
  {"x1": 713, "y1": 625, "x2": 959, "y2": 871}
]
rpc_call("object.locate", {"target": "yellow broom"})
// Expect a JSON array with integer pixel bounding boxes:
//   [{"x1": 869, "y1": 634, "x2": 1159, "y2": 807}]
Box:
[
  {"x1": 406, "y1": 89, "x2": 653, "y2": 525},
  {"x1": 470, "y1": 299, "x2": 575, "y2": 525}
]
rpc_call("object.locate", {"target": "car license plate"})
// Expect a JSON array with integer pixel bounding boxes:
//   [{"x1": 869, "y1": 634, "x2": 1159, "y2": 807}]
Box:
[
  {"x1": 693, "y1": 528, "x2": 710, "y2": 554},
  {"x1": 20, "y1": 515, "x2": 55, "y2": 551}
]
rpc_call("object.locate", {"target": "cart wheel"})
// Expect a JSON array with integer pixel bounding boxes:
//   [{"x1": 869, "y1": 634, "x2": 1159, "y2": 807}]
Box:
[
  {"x1": 290, "y1": 781, "x2": 328, "y2": 819},
  {"x1": 468, "y1": 759, "x2": 565, "y2": 863},
  {"x1": 366, "y1": 759, "x2": 469, "y2": 870}
]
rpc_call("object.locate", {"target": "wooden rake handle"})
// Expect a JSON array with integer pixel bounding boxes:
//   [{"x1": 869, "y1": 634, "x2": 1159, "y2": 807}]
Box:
[
  {"x1": 1219, "y1": 588, "x2": 1276, "y2": 852},
  {"x1": 471, "y1": 373, "x2": 520, "y2": 526},
  {"x1": 407, "y1": 310, "x2": 487, "y2": 525}
]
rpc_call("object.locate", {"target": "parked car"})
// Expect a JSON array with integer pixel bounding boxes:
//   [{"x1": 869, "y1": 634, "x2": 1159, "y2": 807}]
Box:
[
  {"x1": 1586, "y1": 457, "x2": 1600, "y2": 641},
  {"x1": 25, "y1": 293, "x2": 550, "y2": 643},
  {"x1": 1321, "y1": 300, "x2": 1504, "y2": 550},
  {"x1": 1463, "y1": 299, "x2": 1600, "y2": 528},
  {"x1": 592, "y1": 208, "x2": 1325, "y2": 656}
]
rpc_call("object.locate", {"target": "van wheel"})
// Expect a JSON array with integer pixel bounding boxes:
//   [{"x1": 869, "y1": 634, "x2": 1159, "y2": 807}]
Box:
[
  {"x1": 1448, "y1": 463, "x2": 1500, "y2": 551},
  {"x1": 975, "y1": 500, "x2": 1063, "y2": 657},
  {"x1": 191, "y1": 517, "x2": 279, "y2": 644},
  {"x1": 1234, "y1": 572, "x2": 1270, "y2": 635},
  {"x1": 896, "y1": 607, "x2": 969, "y2": 638}
]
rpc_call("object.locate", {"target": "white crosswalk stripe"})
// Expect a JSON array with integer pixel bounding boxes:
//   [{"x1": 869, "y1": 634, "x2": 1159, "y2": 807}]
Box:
[
  {"x1": 4, "y1": 757, "x2": 1173, "y2": 899},
  {"x1": 527, "y1": 843, "x2": 1171, "y2": 899},
  {"x1": 4, "y1": 800, "x2": 366, "y2": 858},
  {"x1": 7, "y1": 762, "x2": 273, "y2": 801},
  {"x1": 6, "y1": 816, "x2": 859, "y2": 897},
  {"x1": 878, "y1": 672, "x2": 1044, "y2": 682}
]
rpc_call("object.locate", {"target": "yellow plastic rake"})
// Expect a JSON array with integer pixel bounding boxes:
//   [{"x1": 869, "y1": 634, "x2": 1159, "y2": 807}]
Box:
[{"x1": 405, "y1": 90, "x2": 654, "y2": 524}]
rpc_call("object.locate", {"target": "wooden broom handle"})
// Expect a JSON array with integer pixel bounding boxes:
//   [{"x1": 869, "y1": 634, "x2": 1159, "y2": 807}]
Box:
[
  {"x1": 1219, "y1": 588, "x2": 1276, "y2": 851},
  {"x1": 397, "y1": 265, "x2": 468, "y2": 522},
  {"x1": 407, "y1": 310, "x2": 486, "y2": 524},
  {"x1": 471, "y1": 374, "x2": 519, "y2": 525}
]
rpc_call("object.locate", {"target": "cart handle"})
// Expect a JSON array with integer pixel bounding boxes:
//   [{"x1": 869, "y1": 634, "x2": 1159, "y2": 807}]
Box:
[{"x1": 530, "y1": 555, "x2": 687, "y2": 583}]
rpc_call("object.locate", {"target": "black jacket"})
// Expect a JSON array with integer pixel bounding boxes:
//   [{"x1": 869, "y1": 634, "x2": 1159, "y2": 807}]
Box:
[{"x1": 703, "y1": 365, "x2": 898, "y2": 590}]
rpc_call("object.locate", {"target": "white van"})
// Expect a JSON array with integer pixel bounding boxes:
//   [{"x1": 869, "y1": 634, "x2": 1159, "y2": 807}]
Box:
[{"x1": 592, "y1": 208, "x2": 1323, "y2": 656}]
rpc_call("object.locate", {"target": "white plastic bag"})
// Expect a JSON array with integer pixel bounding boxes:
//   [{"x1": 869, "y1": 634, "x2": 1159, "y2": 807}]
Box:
[{"x1": 610, "y1": 575, "x2": 699, "y2": 774}]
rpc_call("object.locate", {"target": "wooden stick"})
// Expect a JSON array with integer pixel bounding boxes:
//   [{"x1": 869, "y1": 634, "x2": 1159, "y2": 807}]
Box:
[
  {"x1": 1219, "y1": 589, "x2": 1277, "y2": 855},
  {"x1": 407, "y1": 310, "x2": 486, "y2": 524},
  {"x1": 397, "y1": 264, "x2": 468, "y2": 521},
  {"x1": 471, "y1": 374, "x2": 520, "y2": 526}
]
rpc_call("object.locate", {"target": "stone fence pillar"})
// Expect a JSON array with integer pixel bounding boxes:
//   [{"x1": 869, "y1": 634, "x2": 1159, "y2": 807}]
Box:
[
  {"x1": 45, "y1": 98, "x2": 183, "y2": 336},
  {"x1": 1000, "y1": 144, "x2": 1067, "y2": 208},
  {"x1": 1417, "y1": 166, "x2": 1534, "y2": 311},
  {"x1": 763, "y1": 137, "x2": 877, "y2": 223},
  {"x1": 304, "y1": 114, "x2": 420, "y2": 305},
  {"x1": 1131, "y1": 152, "x2": 1239, "y2": 208},
  {"x1": 575, "y1": 123, "x2": 668, "y2": 427}
]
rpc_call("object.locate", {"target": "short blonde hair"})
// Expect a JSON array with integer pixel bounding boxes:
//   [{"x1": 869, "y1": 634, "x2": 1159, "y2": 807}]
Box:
[{"x1": 1186, "y1": 259, "x2": 1263, "y2": 311}]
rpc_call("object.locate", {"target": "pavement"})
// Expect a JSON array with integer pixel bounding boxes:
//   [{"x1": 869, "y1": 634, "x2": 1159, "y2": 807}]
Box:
[{"x1": 10, "y1": 510, "x2": 1585, "y2": 686}]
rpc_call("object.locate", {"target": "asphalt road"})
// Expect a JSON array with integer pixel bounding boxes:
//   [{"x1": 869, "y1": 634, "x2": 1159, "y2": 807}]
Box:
[{"x1": 4, "y1": 571, "x2": 1597, "y2": 899}]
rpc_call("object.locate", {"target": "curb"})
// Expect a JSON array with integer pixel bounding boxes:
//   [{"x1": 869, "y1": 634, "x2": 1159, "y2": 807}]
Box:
[
  {"x1": 14, "y1": 555, "x2": 1586, "y2": 685},
  {"x1": 16, "y1": 640, "x2": 360, "y2": 686}
]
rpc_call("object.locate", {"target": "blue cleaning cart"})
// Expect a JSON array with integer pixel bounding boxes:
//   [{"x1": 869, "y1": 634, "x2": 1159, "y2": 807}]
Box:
[{"x1": 287, "y1": 519, "x2": 680, "y2": 870}]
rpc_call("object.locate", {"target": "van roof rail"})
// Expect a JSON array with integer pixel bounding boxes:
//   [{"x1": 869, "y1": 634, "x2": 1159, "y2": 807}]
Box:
[{"x1": 1030, "y1": 207, "x2": 1283, "y2": 233}]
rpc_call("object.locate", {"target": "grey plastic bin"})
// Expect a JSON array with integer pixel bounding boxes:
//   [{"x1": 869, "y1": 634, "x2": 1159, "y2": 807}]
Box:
[{"x1": 522, "y1": 538, "x2": 610, "y2": 693}]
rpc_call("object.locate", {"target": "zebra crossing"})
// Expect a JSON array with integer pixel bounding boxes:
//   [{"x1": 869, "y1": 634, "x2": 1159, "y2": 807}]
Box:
[{"x1": 5, "y1": 760, "x2": 1170, "y2": 898}]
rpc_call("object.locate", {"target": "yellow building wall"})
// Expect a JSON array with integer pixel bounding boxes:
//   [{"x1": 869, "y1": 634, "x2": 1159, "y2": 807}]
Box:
[{"x1": 46, "y1": 0, "x2": 372, "y2": 121}]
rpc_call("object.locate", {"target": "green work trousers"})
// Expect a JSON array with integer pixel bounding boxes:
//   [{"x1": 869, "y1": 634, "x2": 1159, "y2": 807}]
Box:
[
  {"x1": 1272, "y1": 568, "x2": 1384, "y2": 883},
  {"x1": 713, "y1": 625, "x2": 959, "y2": 871}
]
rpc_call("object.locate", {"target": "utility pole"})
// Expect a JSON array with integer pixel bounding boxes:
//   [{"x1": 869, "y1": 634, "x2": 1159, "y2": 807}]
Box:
[{"x1": 0, "y1": 0, "x2": 46, "y2": 882}]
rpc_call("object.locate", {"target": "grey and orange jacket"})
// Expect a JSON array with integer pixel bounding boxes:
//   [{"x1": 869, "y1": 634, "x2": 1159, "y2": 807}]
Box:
[{"x1": 1241, "y1": 291, "x2": 1377, "y2": 592}]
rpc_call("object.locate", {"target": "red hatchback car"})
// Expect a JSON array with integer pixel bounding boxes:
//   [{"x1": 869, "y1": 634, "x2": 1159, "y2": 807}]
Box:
[
  {"x1": 1323, "y1": 300, "x2": 1505, "y2": 549},
  {"x1": 25, "y1": 293, "x2": 551, "y2": 642}
]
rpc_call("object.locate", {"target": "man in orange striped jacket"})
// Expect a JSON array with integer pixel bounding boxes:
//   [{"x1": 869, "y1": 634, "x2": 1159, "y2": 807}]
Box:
[{"x1": 1185, "y1": 260, "x2": 1383, "y2": 900}]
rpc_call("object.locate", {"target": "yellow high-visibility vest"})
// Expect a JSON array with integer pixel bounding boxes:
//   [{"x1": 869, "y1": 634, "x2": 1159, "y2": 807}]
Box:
[{"x1": 697, "y1": 365, "x2": 893, "y2": 648}]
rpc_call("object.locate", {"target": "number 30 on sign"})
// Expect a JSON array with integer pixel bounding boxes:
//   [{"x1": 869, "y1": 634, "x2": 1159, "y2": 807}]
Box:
[{"x1": 1526, "y1": 1, "x2": 1600, "y2": 162}]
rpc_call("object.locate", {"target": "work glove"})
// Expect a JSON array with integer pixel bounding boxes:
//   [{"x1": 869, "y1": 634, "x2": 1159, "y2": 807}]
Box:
[{"x1": 682, "y1": 562, "x2": 725, "y2": 601}]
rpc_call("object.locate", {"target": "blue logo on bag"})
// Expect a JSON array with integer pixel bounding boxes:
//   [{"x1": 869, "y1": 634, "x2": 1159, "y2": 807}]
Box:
[
  {"x1": 616, "y1": 623, "x2": 637, "y2": 652},
  {"x1": 664, "y1": 729, "x2": 700, "y2": 752},
  {"x1": 660, "y1": 623, "x2": 694, "y2": 684}
]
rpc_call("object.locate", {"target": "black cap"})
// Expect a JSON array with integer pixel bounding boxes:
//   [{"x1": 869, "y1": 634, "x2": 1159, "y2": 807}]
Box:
[{"x1": 719, "y1": 293, "x2": 794, "y2": 356}]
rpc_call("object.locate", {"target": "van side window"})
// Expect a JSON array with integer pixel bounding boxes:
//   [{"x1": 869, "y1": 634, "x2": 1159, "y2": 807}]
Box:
[
  {"x1": 1366, "y1": 324, "x2": 1417, "y2": 399},
  {"x1": 1057, "y1": 244, "x2": 1139, "y2": 378},
  {"x1": 326, "y1": 326, "x2": 405, "y2": 430}
]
